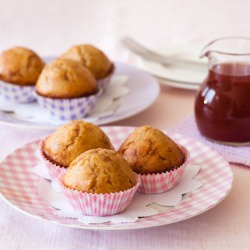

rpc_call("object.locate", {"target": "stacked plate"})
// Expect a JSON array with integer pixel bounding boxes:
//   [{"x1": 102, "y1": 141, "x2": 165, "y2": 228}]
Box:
[{"x1": 138, "y1": 44, "x2": 208, "y2": 90}]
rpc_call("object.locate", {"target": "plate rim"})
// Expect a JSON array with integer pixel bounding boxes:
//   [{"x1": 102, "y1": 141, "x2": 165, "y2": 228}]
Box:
[
  {"x1": 155, "y1": 75, "x2": 199, "y2": 90},
  {"x1": 0, "y1": 184, "x2": 233, "y2": 231},
  {"x1": 138, "y1": 44, "x2": 207, "y2": 89},
  {"x1": 0, "y1": 127, "x2": 233, "y2": 230}
]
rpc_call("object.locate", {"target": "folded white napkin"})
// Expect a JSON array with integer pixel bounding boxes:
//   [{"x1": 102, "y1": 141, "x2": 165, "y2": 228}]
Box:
[
  {"x1": 35, "y1": 164, "x2": 201, "y2": 225},
  {"x1": 172, "y1": 114, "x2": 250, "y2": 166}
]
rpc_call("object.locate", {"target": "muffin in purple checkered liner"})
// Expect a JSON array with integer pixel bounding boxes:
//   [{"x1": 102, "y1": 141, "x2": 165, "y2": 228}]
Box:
[
  {"x1": 35, "y1": 58, "x2": 101, "y2": 120},
  {"x1": 0, "y1": 47, "x2": 45, "y2": 103},
  {"x1": 118, "y1": 126, "x2": 189, "y2": 194},
  {"x1": 61, "y1": 44, "x2": 114, "y2": 91},
  {"x1": 38, "y1": 120, "x2": 114, "y2": 180}
]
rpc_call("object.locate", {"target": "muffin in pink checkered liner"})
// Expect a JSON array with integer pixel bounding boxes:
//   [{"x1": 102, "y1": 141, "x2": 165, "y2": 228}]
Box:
[
  {"x1": 38, "y1": 120, "x2": 114, "y2": 180},
  {"x1": 59, "y1": 148, "x2": 140, "y2": 216},
  {"x1": 118, "y1": 126, "x2": 189, "y2": 194},
  {"x1": 35, "y1": 58, "x2": 101, "y2": 120},
  {"x1": 60, "y1": 44, "x2": 114, "y2": 91},
  {"x1": 0, "y1": 47, "x2": 45, "y2": 103}
]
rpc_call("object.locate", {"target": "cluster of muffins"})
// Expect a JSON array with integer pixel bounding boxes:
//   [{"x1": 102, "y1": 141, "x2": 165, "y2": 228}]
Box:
[
  {"x1": 39, "y1": 120, "x2": 139, "y2": 216},
  {"x1": 0, "y1": 45, "x2": 113, "y2": 120},
  {"x1": 38, "y1": 120, "x2": 188, "y2": 216}
]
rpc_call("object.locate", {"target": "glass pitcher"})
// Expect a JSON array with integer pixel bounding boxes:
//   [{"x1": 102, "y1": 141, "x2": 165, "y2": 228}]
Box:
[{"x1": 194, "y1": 37, "x2": 250, "y2": 144}]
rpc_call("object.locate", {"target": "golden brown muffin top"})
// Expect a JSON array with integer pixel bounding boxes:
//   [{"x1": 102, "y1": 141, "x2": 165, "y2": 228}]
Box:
[
  {"x1": 63, "y1": 148, "x2": 137, "y2": 194},
  {"x1": 44, "y1": 120, "x2": 114, "y2": 167},
  {"x1": 118, "y1": 126, "x2": 185, "y2": 174},
  {"x1": 61, "y1": 44, "x2": 113, "y2": 80},
  {"x1": 35, "y1": 58, "x2": 98, "y2": 98},
  {"x1": 0, "y1": 47, "x2": 45, "y2": 86}
]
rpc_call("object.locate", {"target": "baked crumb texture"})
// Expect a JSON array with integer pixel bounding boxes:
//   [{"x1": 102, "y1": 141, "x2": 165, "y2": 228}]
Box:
[
  {"x1": 61, "y1": 44, "x2": 113, "y2": 79},
  {"x1": 36, "y1": 58, "x2": 97, "y2": 98},
  {"x1": 0, "y1": 47, "x2": 45, "y2": 86},
  {"x1": 64, "y1": 148, "x2": 137, "y2": 194},
  {"x1": 44, "y1": 120, "x2": 114, "y2": 167},
  {"x1": 119, "y1": 125, "x2": 185, "y2": 174}
]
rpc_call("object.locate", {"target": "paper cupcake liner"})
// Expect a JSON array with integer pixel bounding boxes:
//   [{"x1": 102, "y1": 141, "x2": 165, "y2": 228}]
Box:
[
  {"x1": 35, "y1": 89, "x2": 102, "y2": 120},
  {"x1": 0, "y1": 80, "x2": 36, "y2": 103},
  {"x1": 137, "y1": 145, "x2": 189, "y2": 194},
  {"x1": 97, "y1": 64, "x2": 115, "y2": 91},
  {"x1": 38, "y1": 139, "x2": 67, "y2": 180},
  {"x1": 58, "y1": 175, "x2": 140, "y2": 216}
]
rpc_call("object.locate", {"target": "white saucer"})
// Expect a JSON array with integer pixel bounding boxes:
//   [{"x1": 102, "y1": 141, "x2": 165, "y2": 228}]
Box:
[{"x1": 138, "y1": 44, "x2": 208, "y2": 90}]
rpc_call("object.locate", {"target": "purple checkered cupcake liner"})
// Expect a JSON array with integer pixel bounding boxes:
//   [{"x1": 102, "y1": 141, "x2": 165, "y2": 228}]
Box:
[
  {"x1": 35, "y1": 89, "x2": 102, "y2": 120},
  {"x1": 0, "y1": 80, "x2": 36, "y2": 103}
]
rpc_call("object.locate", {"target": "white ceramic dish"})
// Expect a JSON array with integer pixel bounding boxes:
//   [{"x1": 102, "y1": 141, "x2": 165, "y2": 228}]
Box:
[
  {"x1": 139, "y1": 44, "x2": 208, "y2": 90},
  {"x1": 0, "y1": 62, "x2": 160, "y2": 129}
]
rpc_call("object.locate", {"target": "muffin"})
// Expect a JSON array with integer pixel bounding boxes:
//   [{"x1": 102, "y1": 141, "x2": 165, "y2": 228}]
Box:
[
  {"x1": 119, "y1": 125, "x2": 185, "y2": 174},
  {"x1": 35, "y1": 58, "x2": 101, "y2": 120},
  {"x1": 64, "y1": 148, "x2": 137, "y2": 194},
  {"x1": 60, "y1": 148, "x2": 140, "y2": 216},
  {"x1": 118, "y1": 126, "x2": 188, "y2": 193},
  {"x1": 36, "y1": 58, "x2": 97, "y2": 98},
  {"x1": 39, "y1": 120, "x2": 114, "y2": 179},
  {"x1": 0, "y1": 46, "x2": 45, "y2": 102},
  {"x1": 61, "y1": 44, "x2": 114, "y2": 90}
]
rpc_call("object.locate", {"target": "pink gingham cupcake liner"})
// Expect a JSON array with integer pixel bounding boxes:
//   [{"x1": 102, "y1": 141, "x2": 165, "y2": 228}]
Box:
[
  {"x1": 38, "y1": 139, "x2": 66, "y2": 180},
  {"x1": 0, "y1": 80, "x2": 36, "y2": 103},
  {"x1": 58, "y1": 175, "x2": 140, "y2": 216},
  {"x1": 137, "y1": 145, "x2": 189, "y2": 194},
  {"x1": 34, "y1": 89, "x2": 102, "y2": 120}
]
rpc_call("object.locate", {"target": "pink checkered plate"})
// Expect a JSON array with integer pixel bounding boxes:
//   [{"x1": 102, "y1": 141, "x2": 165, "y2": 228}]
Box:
[
  {"x1": 0, "y1": 127, "x2": 233, "y2": 231},
  {"x1": 0, "y1": 61, "x2": 160, "y2": 130}
]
